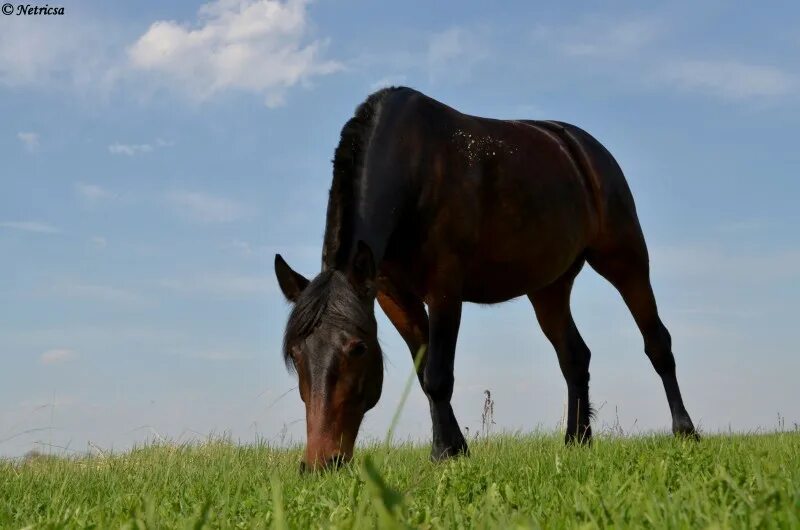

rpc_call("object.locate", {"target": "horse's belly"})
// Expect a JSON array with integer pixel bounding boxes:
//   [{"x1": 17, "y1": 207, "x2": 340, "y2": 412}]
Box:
[
  {"x1": 461, "y1": 249, "x2": 580, "y2": 303},
  {"x1": 458, "y1": 158, "x2": 591, "y2": 302},
  {"x1": 461, "y1": 267, "x2": 534, "y2": 303}
]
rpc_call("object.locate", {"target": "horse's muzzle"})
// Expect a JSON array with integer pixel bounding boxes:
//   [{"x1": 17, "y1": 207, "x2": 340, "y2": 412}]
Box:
[{"x1": 299, "y1": 453, "x2": 349, "y2": 473}]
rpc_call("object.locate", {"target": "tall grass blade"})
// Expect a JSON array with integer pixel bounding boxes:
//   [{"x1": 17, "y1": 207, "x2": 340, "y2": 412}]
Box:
[
  {"x1": 385, "y1": 345, "x2": 426, "y2": 447},
  {"x1": 269, "y1": 474, "x2": 288, "y2": 530}
]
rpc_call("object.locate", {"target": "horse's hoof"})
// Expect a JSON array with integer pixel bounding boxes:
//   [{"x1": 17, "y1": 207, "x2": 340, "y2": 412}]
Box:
[
  {"x1": 674, "y1": 429, "x2": 701, "y2": 441},
  {"x1": 564, "y1": 426, "x2": 593, "y2": 446},
  {"x1": 430, "y1": 439, "x2": 469, "y2": 461},
  {"x1": 673, "y1": 419, "x2": 700, "y2": 441}
]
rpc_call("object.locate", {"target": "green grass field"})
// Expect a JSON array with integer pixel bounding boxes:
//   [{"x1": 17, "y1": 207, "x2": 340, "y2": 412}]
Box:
[{"x1": 1, "y1": 432, "x2": 798, "y2": 529}]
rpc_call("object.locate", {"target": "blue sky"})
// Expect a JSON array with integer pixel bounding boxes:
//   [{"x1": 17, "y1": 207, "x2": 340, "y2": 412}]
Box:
[{"x1": 1, "y1": 0, "x2": 798, "y2": 457}]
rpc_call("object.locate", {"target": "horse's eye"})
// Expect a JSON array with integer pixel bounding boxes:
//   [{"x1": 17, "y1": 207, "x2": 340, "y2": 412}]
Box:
[
  {"x1": 348, "y1": 341, "x2": 367, "y2": 357},
  {"x1": 290, "y1": 346, "x2": 302, "y2": 362}
]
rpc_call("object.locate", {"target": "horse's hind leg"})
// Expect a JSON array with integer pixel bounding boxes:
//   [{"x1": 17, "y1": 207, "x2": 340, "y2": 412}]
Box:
[
  {"x1": 529, "y1": 260, "x2": 593, "y2": 444},
  {"x1": 587, "y1": 237, "x2": 698, "y2": 438}
]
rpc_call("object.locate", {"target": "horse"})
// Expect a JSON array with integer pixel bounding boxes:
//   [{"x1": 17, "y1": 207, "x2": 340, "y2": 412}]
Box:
[{"x1": 274, "y1": 86, "x2": 697, "y2": 471}]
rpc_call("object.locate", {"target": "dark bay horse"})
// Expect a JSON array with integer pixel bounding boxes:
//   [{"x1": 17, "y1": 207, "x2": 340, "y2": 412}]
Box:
[{"x1": 275, "y1": 87, "x2": 697, "y2": 471}]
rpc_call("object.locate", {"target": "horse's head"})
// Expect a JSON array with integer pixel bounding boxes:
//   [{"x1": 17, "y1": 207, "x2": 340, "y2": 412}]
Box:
[{"x1": 274, "y1": 242, "x2": 383, "y2": 471}]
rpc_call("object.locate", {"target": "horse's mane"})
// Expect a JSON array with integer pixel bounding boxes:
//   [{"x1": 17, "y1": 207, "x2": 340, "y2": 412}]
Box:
[
  {"x1": 282, "y1": 88, "x2": 406, "y2": 371},
  {"x1": 321, "y1": 86, "x2": 407, "y2": 269}
]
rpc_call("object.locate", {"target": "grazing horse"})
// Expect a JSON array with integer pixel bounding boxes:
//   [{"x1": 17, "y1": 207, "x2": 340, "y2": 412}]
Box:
[{"x1": 275, "y1": 87, "x2": 697, "y2": 471}]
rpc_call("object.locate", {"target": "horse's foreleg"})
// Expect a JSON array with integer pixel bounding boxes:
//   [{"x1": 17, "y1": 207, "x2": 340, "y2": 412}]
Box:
[
  {"x1": 376, "y1": 278, "x2": 429, "y2": 382},
  {"x1": 377, "y1": 279, "x2": 467, "y2": 460},
  {"x1": 423, "y1": 295, "x2": 468, "y2": 460},
  {"x1": 588, "y1": 245, "x2": 698, "y2": 438},
  {"x1": 529, "y1": 266, "x2": 593, "y2": 444}
]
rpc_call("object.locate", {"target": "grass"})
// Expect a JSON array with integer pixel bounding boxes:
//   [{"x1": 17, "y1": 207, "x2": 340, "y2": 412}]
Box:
[{"x1": 1, "y1": 432, "x2": 798, "y2": 529}]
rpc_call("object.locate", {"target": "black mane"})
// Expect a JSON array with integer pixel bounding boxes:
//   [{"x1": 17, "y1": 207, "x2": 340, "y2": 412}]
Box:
[
  {"x1": 282, "y1": 270, "x2": 373, "y2": 371},
  {"x1": 321, "y1": 86, "x2": 407, "y2": 269}
]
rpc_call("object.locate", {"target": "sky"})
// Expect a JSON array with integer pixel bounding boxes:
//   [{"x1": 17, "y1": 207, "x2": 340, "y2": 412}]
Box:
[{"x1": 1, "y1": 0, "x2": 799, "y2": 458}]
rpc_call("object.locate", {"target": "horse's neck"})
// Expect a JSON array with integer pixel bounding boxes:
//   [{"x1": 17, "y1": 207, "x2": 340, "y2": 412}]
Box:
[
  {"x1": 325, "y1": 171, "x2": 408, "y2": 273},
  {"x1": 357, "y1": 188, "x2": 405, "y2": 260}
]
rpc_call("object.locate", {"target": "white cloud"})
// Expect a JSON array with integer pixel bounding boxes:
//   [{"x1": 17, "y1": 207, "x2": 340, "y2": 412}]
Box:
[
  {"x1": 108, "y1": 143, "x2": 154, "y2": 156},
  {"x1": 427, "y1": 27, "x2": 488, "y2": 83},
  {"x1": 49, "y1": 282, "x2": 146, "y2": 305},
  {"x1": 658, "y1": 60, "x2": 795, "y2": 100},
  {"x1": 0, "y1": 221, "x2": 60, "y2": 234},
  {"x1": 0, "y1": 2, "x2": 338, "y2": 106},
  {"x1": 0, "y1": 15, "x2": 118, "y2": 91},
  {"x1": 228, "y1": 240, "x2": 320, "y2": 264},
  {"x1": 531, "y1": 16, "x2": 794, "y2": 103},
  {"x1": 428, "y1": 28, "x2": 463, "y2": 66},
  {"x1": 17, "y1": 132, "x2": 40, "y2": 152},
  {"x1": 127, "y1": 0, "x2": 342, "y2": 107},
  {"x1": 39, "y1": 349, "x2": 77, "y2": 365},
  {"x1": 231, "y1": 239, "x2": 256, "y2": 256},
  {"x1": 369, "y1": 75, "x2": 407, "y2": 91},
  {"x1": 714, "y1": 219, "x2": 767, "y2": 235},
  {"x1": 161, "y1": 273, "x2": 274, "y2": 298},
  {"x1": 75, "y1": 182, "x2": 116, "y2": 201},
  {"x1": 109, "y1": 137, "x2": 174, "y2": 156},
  {"x1": 558, "y1": 18, "x2": 661, "y2": 59},
  {"x1": 187, "y1": 350, "x2": 254, "y2": 361},
  {"x1": 165, "y1": 190, "x2": 253, "y2": 223}
]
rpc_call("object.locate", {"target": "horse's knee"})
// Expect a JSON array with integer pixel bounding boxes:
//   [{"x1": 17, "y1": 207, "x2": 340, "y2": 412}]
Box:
[{"x1": 422, "y1": 366, "x2": 454, "y2": 402}]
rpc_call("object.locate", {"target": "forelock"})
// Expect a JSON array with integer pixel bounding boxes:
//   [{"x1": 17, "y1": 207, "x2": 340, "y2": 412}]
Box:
[{"x1": 282, "y1": 270, "x2": 372, "y2": 371}]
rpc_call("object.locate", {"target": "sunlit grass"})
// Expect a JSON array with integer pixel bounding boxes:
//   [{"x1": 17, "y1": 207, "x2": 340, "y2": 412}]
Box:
[{"x1": 1, "y1": 432, "x2": 798, "y2": 528}]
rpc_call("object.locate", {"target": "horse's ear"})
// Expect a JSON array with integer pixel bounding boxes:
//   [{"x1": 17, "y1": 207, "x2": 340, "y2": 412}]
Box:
[
  {"x1": 349, "y1": 240, "x2": 376, "y2": 295},
  {"x1": 274, "y1": 254, "x2": 309, "y2": 303}
]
